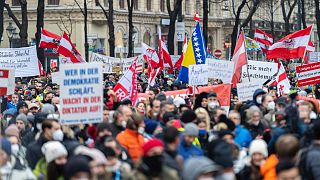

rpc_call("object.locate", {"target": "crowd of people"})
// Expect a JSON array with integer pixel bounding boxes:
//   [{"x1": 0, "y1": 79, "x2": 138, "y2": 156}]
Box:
[{"x1": 1, "y1": 69, "x2": 320, "y2": 180}]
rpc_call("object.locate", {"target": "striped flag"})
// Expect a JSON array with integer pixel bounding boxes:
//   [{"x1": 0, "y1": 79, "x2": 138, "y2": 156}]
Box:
[
  {"x1": 254, "y1": 29, "x2": 273, "y2": 54},
  {"x1": 0, "y1": 69, "x2": 15, "y2": 96},
  {"x1": 40, "y1": 29, "x2": 61, "y2": 49},
  {"x1": 174, "y1": 36, "x2": 187, "y2": 70},
  {"x1": 277, "y1": 63, "x2": 291, "y2": 95},
  {"x1": 57, "y1": 32, "x2": 86, "y2": 63}
]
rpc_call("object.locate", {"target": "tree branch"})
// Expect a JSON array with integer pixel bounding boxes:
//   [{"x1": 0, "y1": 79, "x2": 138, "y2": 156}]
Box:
[
  {"x1": 96, "y1": 0, "x2": 109, "y2": 20},
  {"x1": 74, "y1": 0, "x2": 84, "y2": 15},
  {"x1": 166, "y1": 0, "x2": 171, "y2": 15},
  {"x1": 4, "y1": 3, "x2": 21, "y2": 28}
]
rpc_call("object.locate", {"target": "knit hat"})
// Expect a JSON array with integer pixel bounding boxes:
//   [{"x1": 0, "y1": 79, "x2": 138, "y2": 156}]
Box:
[
  {"x1": 17, "y1": 101, "x2": 28, "y2": 111},
  {"x1": 162, "y1": 112, "x2": 178, "y2": 124},
  {"x1": 1, "y1": 138, "x2": 11, "y2": 156},
  {"x1": 180, "y1": 110, "x2": 197, "y2": 124},
  {"x1": 24, "y1": 90, "x2": 31, "y2": 97},
  {"x1": 249, "y1": 139, "x2": 268, "y2": 158},
  {"x1": 27, "y1": 114, "x2": 35, "y2": 124},
  {"x1": 142, "y1": 138, "x2": 164, "y2": 156},
  {"x1": 173, "y1": 97, "x2": 185, "y2": 108},
  {"x1": 64, "y1": 155, "x2": 91, "y2": 180},
  {"x1": 28, "y1": 103, "x2": 39, "y2": 110},
  {"x1": 183, "y1": 157, "x2": 221, "y2": 180},
  {"x1": 42, "y1": 104, "x2": 55, "y2": 114},
  {"x1": 183, "y1": 123, "x2": 199, "y2": 137},
  {"x1": 4, "y1": 108, "x2": 17, "y2": 117},
  {"x1": 74, "y1": 146, "x2": 107, "y2": 165},
  {"x1": 145, "y1": 120, "x2": 160, "y2": 135},
  {"x1": 16, "y1": 113, "x2": 28, "y2": 124},
  {"x1": 5, "y1": 124, "x2": 20, "y2": 139},
  {"x1": 41, "y1": 141, "x2": 68, "y2": 163},
  {"x1": 34, "y1": 112, "x2": 48, "y2": 124}
]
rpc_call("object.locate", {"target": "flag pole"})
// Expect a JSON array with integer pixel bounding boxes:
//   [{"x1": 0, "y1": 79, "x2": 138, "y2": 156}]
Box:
[{"x1": 242, "y1": 28, "x2": 251, "y2": 82}]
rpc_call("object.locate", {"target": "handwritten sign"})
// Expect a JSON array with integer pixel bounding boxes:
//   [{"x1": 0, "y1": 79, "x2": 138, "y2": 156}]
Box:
[
  {"x1": 90, "y1": 53, "x2": 121, "y2": 73},
  {"x1": 206, "y1": 59, "x2": 234, "y2": 83},
  {"x1": 122, "y1": 55, "x2": 144, "y2": 72},
  {"x1": 237, "y1": 82, "x2": 262, "y2": 102},
  {"x1": 241, "y1": 60, "x2": 278, "y2": 84},
  {"x1": 60, "y1": 62, "x2": 103, "y2": 125},
  {"x1": 0, "y1": 46, "x2": 39, "y2": 77},
  {"x1": 188, "y1": 64, "x2": 209, "y2": 86}
]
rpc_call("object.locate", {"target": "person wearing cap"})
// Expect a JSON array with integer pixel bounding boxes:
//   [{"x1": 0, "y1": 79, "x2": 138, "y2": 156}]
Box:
[
  {"x1": 33, "y1": 141, "x2": 68, "y2": 180},
  {"x1": 5, "y1": 124, "x2": 27, "y2": 159},
  {"x1": 17, "y1": 101, "x2": 29, "y2": 115},
  {"x1": 28, "y1": 103, "x2": 39, "y2": 115},
  {"x1": 183, "y1": 156, "x2": 222, "y2": 180},
  {"x1": 133, "y1": 138, "x2": 179, "y2": 180},
  {"x1": 178, "y1": 123, "x2": 203, "y2": 160},
  {"x1": 15, "y1": 113, "x2": 30, "y2": 138}
]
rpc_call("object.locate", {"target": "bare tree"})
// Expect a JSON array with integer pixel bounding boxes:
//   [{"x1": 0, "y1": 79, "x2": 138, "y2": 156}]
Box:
[
  {"x1": 0, "y1": 0, "x2": 4, "y2": 44},
  {"x1": 281, "y1": 0, "x2": 298, "y2": 35},
  {"x1": 203, "y1": 0, "x2": 208, "y2": 46},
  {"x1": 75, "y1": 0, "x2": 89, "y2": 61},
  {"x1": 35, "y1": 0, "x2": 45, "y2": 65},
  {"x1": 300, "y1": 0, "x2": 307, "y2": 29},
  {"x1": 315, "y1": 0, "x2": 320, "y2": 45},
  {"x1": 166, "y1": 0, "x2": 183, "y2": 54},
  {"x1": 258, "y1": 0, "x2": 281, "y2": 41},
  {"x1": 4, "y1": 0, "x2": 28, "y2": 47},
  {"x1": 127, "y1": 0, "x2": 134, "y2": 57},
  {"x1": 55, "y1": 5, "x2": 74, "y2": 38},
  {"x1": 96, "y1": 0, "x2": 115, "y2": 57}
]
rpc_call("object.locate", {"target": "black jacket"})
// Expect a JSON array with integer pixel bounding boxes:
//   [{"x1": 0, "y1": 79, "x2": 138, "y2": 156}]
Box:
[{"x1": 26, "y1": 134, "x2": 50, "y2": 169}]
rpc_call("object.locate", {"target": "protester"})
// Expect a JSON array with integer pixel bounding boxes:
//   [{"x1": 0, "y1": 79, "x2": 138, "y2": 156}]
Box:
[{"x1": 178, "y1": 123, "x2": 203, "y2": 160}]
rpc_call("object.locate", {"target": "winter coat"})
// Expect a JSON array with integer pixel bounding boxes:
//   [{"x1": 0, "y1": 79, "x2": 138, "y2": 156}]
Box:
[
  {"x1": 260, "y1": 154, "x2": 278, "y2": 180},
  {"x1": 178, "y1": 138, "x2": 203, "y2": 160},
  {"x1": 302, "y1": 142, "x2": 320, "y2": 180},
  {"x1": 111, "y1": 122, "x2": 125, "y2": 137},
  {"x1": 247, "y1": 122, "x2": 266, "y2": 139},
  {"x1": 26, "y1": 134, "x2": 50, "y2": 169},
  {"x1": 1, "y1": 155, "x2": 35, "y2": 180},
  {"x1": 163, "y1": 148, "x2": 182, "y2": 175},
  {"x1": 234, "y1": 125, "x2": 252, "y2": 148},
  {"x1": 131, "y1": 165, "x2": 179, "y2": 180},
  {"x1": 32, "y1": 158, "x2": 47, "y2": 180}
]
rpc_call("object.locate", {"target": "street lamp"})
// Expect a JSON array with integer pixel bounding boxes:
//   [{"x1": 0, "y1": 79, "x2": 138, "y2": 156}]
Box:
[{"x1": 6, "y1": 22, "x2": 16, "y2": 48}]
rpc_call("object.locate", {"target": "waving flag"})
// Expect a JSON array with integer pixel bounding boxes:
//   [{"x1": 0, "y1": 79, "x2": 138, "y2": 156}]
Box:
[
  {"x1": 57, "y1": 32, "x2": 86, "y2": 63},
  {"x1": 231, "y1": 31, "x2": 247, "y2": 88},
  {"x1": 267, "y1": 26, "x2": 313, "y2": 59},
  {"x1": 245, "y1": 37, "x2": 261, "y2": 51},
  {"x1": 277, "y1": 63, "x2": 291, "y2": 95},
  {"x1": 178, "y1": 22, "x2": 206, "y2": 83},
  {"x1": 254, "y1": 28, "x2": 273, "y2": 54},
  {"x1": 40, "y1": 29, "x2": 61, "y2": 49},
  {"x1": 141, "y1": 42, "x2": 159, "y2": 69},
  {"x1": 158, "y1": 27, "x2": 173, "y2": 73},
  {"x1": 148, "y1": 68, "x2": 161, "y2": 87},
  {"x1": 193, "y1": 11, "x2": 200, "y2": 22},
  {"x1": 175, "y1": 36, "x2": 187, "y2": 70},
  {"x1": 304, "y1": 41, "x2": 315, "y2": 64}
]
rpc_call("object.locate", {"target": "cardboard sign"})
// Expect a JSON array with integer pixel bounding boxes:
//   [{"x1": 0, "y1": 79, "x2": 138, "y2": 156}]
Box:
[
  {"x1": 188, "y1": 64, "x2": 209, "y2": 85},
  {"x1": 60, "y1": 62, "x2": 103, "y2": 125},
  {"x1": 0, "y1": 46, "x2": 40, "y2": 77},
  {"x1": 90, "y1": 53, "x2": 121, "y2": 73},
  {"x1": 0, "y1": 69, "x2": 15, "y2": 96},
  {"x1": 241, "y1": 60, "x2": 278, "y2": 84},
  {"x1": 296, "y1": 62, "x2": 320, "y2": 87},
  {"x1": 206, "y1": 59, "x2": 234, "y2": 83},
  {"x1": 236, "y1": 82, "x2": 262, "y2": 102}
]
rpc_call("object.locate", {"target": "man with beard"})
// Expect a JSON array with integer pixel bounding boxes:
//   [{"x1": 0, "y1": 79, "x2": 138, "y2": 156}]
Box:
[
  {"x1": 42, "y1": 91, "x2": 53, "y2": 104},
  {"x1": 133, "y1": 138, "x2": 179, "y2": 180}
]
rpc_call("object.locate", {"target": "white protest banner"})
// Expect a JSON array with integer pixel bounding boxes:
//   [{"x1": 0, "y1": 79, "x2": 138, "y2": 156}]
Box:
[
  {"x1": 0, "y1": 46, "x2": 39, "y2": 77},
  {"x1": 309, "y1": 52, "x2": 320, "y2": 63},
  {"x1": 206, "y1": 59, "x2": 234, "y2": 83},
  {"x1": 90, "y1": 53, "x2": 121, "y2": 73},
  {"x1": 0, "y1": 69, "x2": 15, "y2": 96},
  {"x1": 296, "y1": 62, "x2": 320, "y2": 87},
  {"x1": 122, "y1": 55, "x2": 144, "y2": 72},
  {"x1": 51, "y1": 72, "x2": 61, "y2": 84},
  {"x1": 188, "y1": 64, "x2": 209, "y2": 86},
  {"x1": 60, "y1": 62, "x2": 103, "y2": 125},
  {"x1": 241, "y1": 60, "x2": 278, "y2": 84},
  {"x1": 237, "y1": 82, "x2": 262, "y2": 102}
]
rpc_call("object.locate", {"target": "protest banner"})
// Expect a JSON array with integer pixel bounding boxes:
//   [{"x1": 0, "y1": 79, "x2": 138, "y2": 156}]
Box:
[
  {"x1": 296, "y1": 62, "x2": 320, "y2": 87},
  {"x1": 241, "y1": 60, "x2": 278, "y2": 84},
  {"x1": 90, "y1": 53, "x2": 121, "y2": 73},
  {"x1": 206, "y1": 59, "x2": 234, "y2": 83},
  {"x1": 0, "y1": 69, "x2": 15, "y2": 96},
  {"x1": 236, "y1": 82, "x2": 262, "y2": 102},
  {"x1": 0, "y1": 46, "x2": 39, "y2": 77},
  {"x1": 122, "y1": 55, "x2": 144, "y2": 73},
  {"x1": 309, "y1": 52, "x2": 320, "y2": 63},
  {"x1": 60, "y1": 62, "x2": 103, "y2": 125},
  {"x1": 188, "y1": 64, "x2": 209, "y2": 86},
  {"x1": 51, "y1": 72, "x2": 61, "y2": 84}
]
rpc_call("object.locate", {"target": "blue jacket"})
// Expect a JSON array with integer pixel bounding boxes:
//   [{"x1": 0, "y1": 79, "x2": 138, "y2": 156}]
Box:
[
  {"x1": 234, "y1": 125, "x2": 252, "y2": 148},
  {"x1": 6, "y1": 102, "x2": 17, "y2": 111},
  {"x1": 178, "y1": 137, "x2": 203, "y2": 160}
]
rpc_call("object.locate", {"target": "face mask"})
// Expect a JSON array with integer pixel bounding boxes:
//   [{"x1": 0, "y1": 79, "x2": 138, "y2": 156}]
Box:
[
  {"x1": 143, "y1": 155, "x2": 164, "y2": 173},
  {"x1": 256, "y1": 96, "x2": 262, "y2": 104},
  {"x1": 36, "y1": 123, "x2": 42, "y2": 132},
  {"x1": 53, "y1": 129, "x2": 64, "y2": 141},
  {"x1": 153, "y1": 112, "x2": 158, "y2": 117},
  {"x1": 267, "y1": 101, "x2": 275, "y2": 110},
  {"x1": 11, "y1": 144, "x2": 19, "y2": 156},
  {"x1": 6, "y1": 117, "x2": 12, "y2": 123},
  {"x1": 121, "y1": 121, "x2": 127, "y2": 128},
  {"x1": 208, "y1": 102, "x2": 219, "y2": 109},
  {"x1": 138, "y1": 127, "x2": 145, "y2": 134},
  {"x1": 199, "y1": 129, "x2": 207, "y2": 137},
  {"x1": 310, "y1": 111, "x2": 317, "y2": 119}
]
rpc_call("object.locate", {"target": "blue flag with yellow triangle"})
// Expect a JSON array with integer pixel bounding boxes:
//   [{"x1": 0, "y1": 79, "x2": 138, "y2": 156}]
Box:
[{"x1": 178, "y1": 22, "x2": 206, "y2": 83}]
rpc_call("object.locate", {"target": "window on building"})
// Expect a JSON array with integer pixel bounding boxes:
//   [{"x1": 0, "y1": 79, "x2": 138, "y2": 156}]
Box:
[
  {"x1": 119, "y1": 0, "x2": 125, "y2": 9},
  {"x1": 185, "y1": 0, "x2": 190, "y2": 15},
  {"x1": 133, "y1": 0, "x2": 138, "y2": 10},
  {"x1": 146, "y1": 0, "x2": 151, "y2": 11},
  {"x1": 143, "y1": 31, "x2": 151, "y2": 45},
  {"x1": 160, "y1": 0, "x2": 165, "y2": 12},
  {"x1": 12, "y1": 0, "x2": 20, "y2": 6},
  {"x1": 48, "y1": 0, "x2": 59, "y2": 5}
]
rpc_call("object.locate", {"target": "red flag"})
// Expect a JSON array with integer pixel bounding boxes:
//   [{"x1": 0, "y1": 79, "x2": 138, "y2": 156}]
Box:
[
  {"x1": 304, "y1": 41, "x2": 315, "y2": 64},
  {"x1": 267, "y1": 26, "x2": 313, "y2": 59},
  {"x1": 158, "y1": 28, "x2": 173, "y2": 73},
  {"x1": 193, "y1": 11, "x2": 200, "y2": 22},
  {"x1": 254, "y1": 28, "x2": 273, "y2": 54},
  {"x1": 175, "y1": 36, "x2": 187, "y2": 70},
  {"x1": 141, "y1": 42, "x2": 159, "y2": 69},
  {"x1": 148, "y1": 68, "x2": 161, "y2": 87},
  {"x1": 38, "y1": 60, "x2": 46, "y2": 76},
  {"x1": 57, "y1": 32, "x2": 86, "y2": 63},
  {"x1": 231, "y1": 31, "x2": 247, "y2": 88},
  {"x1": 40, "y1": 29, "x2": 61, "y2": 49}
]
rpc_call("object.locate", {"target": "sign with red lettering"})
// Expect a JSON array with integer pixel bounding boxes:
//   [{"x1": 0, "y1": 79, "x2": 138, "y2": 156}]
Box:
[
  {"x1": 60, "y1": 62, "x2": 103, "y2": 125},
  {"x1": 296, "y1": 62, "x2": 320, "y2": 87}
]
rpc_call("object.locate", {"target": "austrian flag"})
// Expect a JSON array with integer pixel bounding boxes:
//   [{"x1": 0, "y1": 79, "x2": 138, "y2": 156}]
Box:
[
  {"x1": 57, "y1": 32, "x2": 86, "y2": 63},
  {"x1": 40, "y1": 29, "x2": 61, "y2": 49}
]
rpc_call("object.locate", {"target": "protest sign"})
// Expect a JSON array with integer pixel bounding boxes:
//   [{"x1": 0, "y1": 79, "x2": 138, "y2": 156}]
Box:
[
  {"x1": 0, "y1": 46, "x2": 39, "y2": 77},
  {"x1": 236, "y1": 82, "x2": 262, "y2": 102},
  {"x1": 51, "y1": 72, "x2": 61, "y2": 84},
  {"x1": 122, "y1": 55, "x2": 144, "y2": 72},
  {"x1": 296, "y1": 62, "x2": 320, "y2": 87},
  {"x1": 206, "y1": 59, "x2": 234, "y2": 83},
  {"x1": 90, "y1": 53, "x2": 121, "y2": 73},
  {"x1": 188, "y1": 64, "x2": 209, "y2": 86},
  {"x1": 0, "y1": 69, "x2": 15, "y2": 96},
  {"x1": 60, "y1": 62, "x2": 103, "y2": 125},
  {"x1": 241, "y1": 60, "x2": 278, "y2": 84},
  {"x1": 309, "y1": 52, "x2": 320, "y2": 63}
]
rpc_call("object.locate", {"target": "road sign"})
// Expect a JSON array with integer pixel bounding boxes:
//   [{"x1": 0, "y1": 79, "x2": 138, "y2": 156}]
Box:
[
  {"x1": 214, "y1": 49, "x2": 222, "y2": 58},
  {"x1": 175, "y1": 22, "x2": 185, "y2": 42}
]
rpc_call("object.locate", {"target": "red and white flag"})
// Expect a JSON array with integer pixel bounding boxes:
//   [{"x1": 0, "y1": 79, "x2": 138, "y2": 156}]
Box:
[
  {"x1": 304, "y1": 41, "x2": 315, "y2": 64},
  {"x1": 193, "y1": 11, "x2": 200, "y2": 22},
  {"x1": 148, "y1": 68, "x2": 161, "y2": 87},
  {"x1": 141, "y1": 42, "x2": 159, "y2": 69},
  {"x1": 0, "y1": 69, "x2": 15, "y2": 96},
  {"x1": 38, "y1": 60, "x2": 46, "y2": 76},
  {"x1": 277, "y1": 63, "x2": 291, "y2": 95},
  {"x1": 57, "y1": 32, "x2": 86, "y2": 63},
  {"x1": 114, "y1": 57, "x2": 138, "y2": 105},
  {"x1": 231, "y1": 31, "x2": 247, "y2": 88},
  {"x1": 40, "y1": 29, "x2": 61, "y2": 49},
  {"x1": 174, "y1": 36, "x2": 187, "y2": 70},
  {"x1": 267, "y1": 26, "x2": 313, "y2": 59},
  {"x1": 254, "y1": 28, "x2": 273, "y2": 54},
  {"x1": 158, "y1": 27, "x2": 173, "y2": 73}
]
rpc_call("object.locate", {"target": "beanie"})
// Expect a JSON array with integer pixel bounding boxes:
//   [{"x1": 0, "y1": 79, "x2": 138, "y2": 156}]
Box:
[
  {"x1": 34, "y1": 112, "x2": 48, "y2": 124},
  {"x1": 1, "y1": 138, "x2": 11, "y2": 156},
  {"x1": 145, "y1": 120, "x2": 159, "y2": 135},
  {"x1": 5, "y1": 124, "x2": 20, "y2": 139},
  {"x1": 64, "y1": 155, "x2": 91, "y2": 180},
  {"x1": 183, "y1": 157, "x2": 221, "y2": 180},
  {"x1": 183, "y1": 123, "x2": 199, "y2": 137},
  {"x1": 181, "y1": 110, "x2": 197, "y2": 124},
  {"x1": 249, "y1": 139, "x2": 268, "y2": 158},
  {"x1": 16, "y1": 113, "x2": 28, "y2": 125},
  {"x1": 27, "y1": 114, "x2": 35, "y2": 124},
  {"x1": 142, "y1": 138, "x2": 164, "y2": 156},
  {"x1": 41, "y1": 141, "x2": 68, "y2": 163},
  {"x1": 17, "y1": 101, "x2": 28, "y2": 111},
  {"x1": 42, "y1": 104, "x2": 55, "y2": 114},
  {"x1": 173, "y1": 97, "x2": 186, "y2": 108}
]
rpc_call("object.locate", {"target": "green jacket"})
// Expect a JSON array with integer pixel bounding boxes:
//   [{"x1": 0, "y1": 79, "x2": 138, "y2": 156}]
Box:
[{"x1": 33, "y1": 158, "x2": 64, "y2": 180}]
